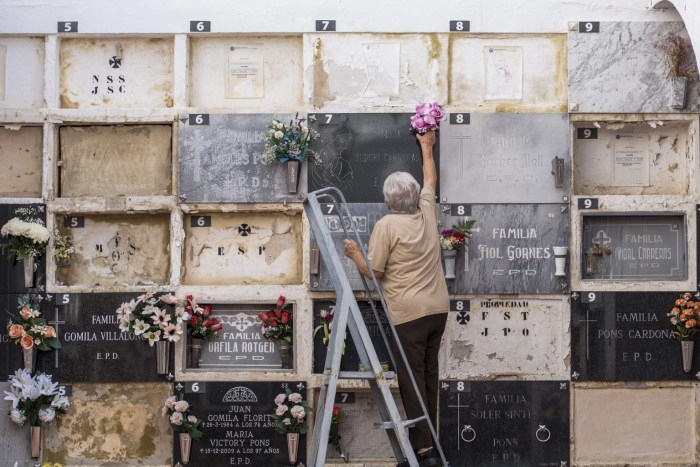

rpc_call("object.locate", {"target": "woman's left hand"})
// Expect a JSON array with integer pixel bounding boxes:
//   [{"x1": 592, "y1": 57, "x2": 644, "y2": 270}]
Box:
[{"x1": 343, "y1": 239, "x2": 360, "y2": 258}]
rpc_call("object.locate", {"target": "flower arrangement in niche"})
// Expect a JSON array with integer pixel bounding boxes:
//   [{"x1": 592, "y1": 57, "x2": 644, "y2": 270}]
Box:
[
  {"x1": 409, "y1": 101, "x2": 446, "y2": 135},
  {"x1": 0, "y1": 207, "x2": 50, "y2": 262},
  {"x1": 272, "y1": 389, "x2": 312, "y2": 434},
  {"x1": 655, "y1": 32, "x2": 697, "y2": 79},
  {"x1": 258, "y1": 295, "x2": 292, "y2": 343},
  {"x1": 4, "y1": 369, "x2": 70, "y2": 427},
  {"x1": 115, "y1": 292, "x2": 190, "y2": 346},
  {"x1": 52, "y1": 229, "x2": 74, "y2": 266},
  {"x1": 7, "y1": 294, "x2": 62, "y2": 352},
  {"x1": 329, "y1": 406, "x2": 349, "y2": 462},
  {"x1": 439, "y1": 219, "x2": 476, "y2": 251},
  {"x1": 185, "y1": 295, "x2": 222, "y2": 341},
  {"x1": 162, "y1": 394, "x2": 203, "y2": 439},
  {"x1": 313, "y1": 306, "x2": 346, "y2": 354},
  {"x1": 668, "y1": 293, "x2": 700, "y2": 341},
  {"x1": 261, "y1": 114, "x2": 320, "y2": 165}
]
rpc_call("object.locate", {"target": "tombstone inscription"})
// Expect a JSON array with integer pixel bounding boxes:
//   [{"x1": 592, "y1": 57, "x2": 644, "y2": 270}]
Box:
[
  {"x1": 312, "y1": 300, "x2": 395, "y2": 373},
  {"x1": 179, "y1": 113, "x2": 307, "y2": 202},
  {"x1": 446, "y1": 204, "x2": 569, "y2": 294},
  {"x1": 439, "y1": 113, "x2": 570, "y2": 204},
  {"x1": 439, "y1": 380, "x2": 570, "y2": 466},
  {"x1": 581, "y1": 214, "x2": 687, "y2": 280},
  {"x1": 308, "y1": 113, "x2": 439, "y2": 203},
  {"x1": 174, "y1": 381, "x2": 307, "y2": 466},
  {"x1": 572, "y1": 291, "x2": 696, "y2": 380},
  {"x1": 50, "y1": 293, "x2": 174, "y2": 382},
  {"x1": 0, "y1": 204, "x2": 46, "y2": 294}
]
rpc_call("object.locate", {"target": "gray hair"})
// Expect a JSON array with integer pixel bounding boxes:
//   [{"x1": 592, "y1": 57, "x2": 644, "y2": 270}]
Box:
[{"x1": 383, "y1": 172, "x2": 420, "y2": 213}]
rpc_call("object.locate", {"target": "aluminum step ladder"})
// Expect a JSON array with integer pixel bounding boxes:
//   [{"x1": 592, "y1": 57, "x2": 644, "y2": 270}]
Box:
[{"x1": 305, "y1": 186, "x2": 448, "y2": 467}]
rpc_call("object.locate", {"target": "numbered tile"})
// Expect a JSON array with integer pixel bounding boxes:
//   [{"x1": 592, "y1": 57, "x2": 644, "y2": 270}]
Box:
[
  {"x1": 189, "y1": 37, "x2": 303, "y2": 109},
  {"x1": 0, "y1": 37, "x2": 45, "y2": 109},
  {"x1": 59, "y1": 125, "x2": 172, "y2": 197},
  {"x1": 439, "y1": 113, "x2": 570, "y2": 204},
  {"x1": 55, "y1": 214, "x2": 170, "y2": 287},
  {"x1": 441, "y1": 297, "x2": 568, "y2": 379},
  {"x1": 179, "y1": 114, "x2": 307, "y2": 202},
  {"x1": 569, "y1": 21, "x2": 698, "y2": 112},
  {"x1": 0, "y1": 126, "x2": 42, "y2": 197},
  {"x1": 183, "y1": 212, "x2": 302, "y2": 285},
  {"x1": 59, "y1": 37, "x2": 173, "y2": 108}
]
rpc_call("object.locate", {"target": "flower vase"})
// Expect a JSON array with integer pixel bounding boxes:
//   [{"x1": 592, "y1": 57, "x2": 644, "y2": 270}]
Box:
[
  {"x1": 682, "y1": 340, "x2": 694, "y2": 373},
  {"x1": 22, "y1": 256, "x2": 35, "y2": 288},
  {"x1": 286, "y1": 160, "x2": 300, "y2": 194},
  {"x1": 442, "y1": 250, "x2": 457, "y2": 280},
  {"x1": 553, "y1": 246, "x2": 568, "y2": 277},
  {"x1": 190, "y1": 338, "x2": 205, "y2": 368},
  {"x1": 277, "y1": 339, "x2": 292, "y2": 369},
  {"x1": 23, "y1": 346, "x2": 37, "y2": 374},
  {"x1": 179, "y1": 433, "x2": 192, "y2": 464},
  {"x1": 287, "y1": 432, "x2": 300, "y2": 465},
  {"x1": 155, "y1": 340, "x2": 170, "y2": 375},
  {"x1": 671, "y1": 76, "x2": 688, "y2": 109},
  {"x1": 30, "y1": 425, "x2": 41, "y2": 459}
]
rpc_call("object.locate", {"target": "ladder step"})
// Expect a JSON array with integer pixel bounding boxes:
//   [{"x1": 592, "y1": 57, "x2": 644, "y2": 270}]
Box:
[
  {"x1": 337, "y1": 371, "x2": 396, "y2": 380},
  {"x1": 376, "y1": 416, "x2": 427, "y2": 430}
]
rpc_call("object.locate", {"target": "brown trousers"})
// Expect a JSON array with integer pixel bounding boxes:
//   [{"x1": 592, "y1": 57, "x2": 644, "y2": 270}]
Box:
[{"x1": 391, "y1": 312, "x2": 447, "y2": 450}]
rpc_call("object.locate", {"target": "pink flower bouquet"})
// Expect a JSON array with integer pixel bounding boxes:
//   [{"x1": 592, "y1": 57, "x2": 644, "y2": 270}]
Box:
[{"x1": 410, "y1": 101, "x2": 446, "y2": 135}]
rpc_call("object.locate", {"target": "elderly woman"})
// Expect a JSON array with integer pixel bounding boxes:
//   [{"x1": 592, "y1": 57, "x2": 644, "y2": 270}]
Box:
[{"x1": 344, "y1": 130, "x2": 447, "y2": 467}]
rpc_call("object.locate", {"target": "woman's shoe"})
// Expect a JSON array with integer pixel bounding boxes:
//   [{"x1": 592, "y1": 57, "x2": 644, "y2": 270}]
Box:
[{"x1": 417, "y1": 447, "x2": 442, "y2": 467}]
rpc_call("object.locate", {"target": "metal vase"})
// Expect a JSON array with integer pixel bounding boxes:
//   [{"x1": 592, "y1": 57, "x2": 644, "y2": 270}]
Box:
[
  {"x1": 442, "y1": 249, "x2": 457, "y2": 280},
  {"x1": 30, "y1": 425, "x2": 41, "y2": 459},
  {"x1": 190, "y1": 338, "x2": 205, "y2": 368},
  {"x1": 286, "y1": 160, "x2": 300, "y2": 194},
  {"x1": 23, "y1": 256, "x2": 35, "y2": 288},
  {"x1": 155, "y1": 340, "x2": 170, "y2": 375},
  {"x1": 671, "y1": 76, "x2": 688, "y2": 109},
  {"x1": 277, "y1": 339, "x2": 292, "y2": 369},
  {"x1": 23, "y1": 346, "x2": 37, "y2": 374},
  {"x1": 286, "y1": 432, "x2": 300, "y2": 465},
  {"x1": 179, "y1": 432, "x2": 192, "y2": 464},
  {"x1": 682, "y1": 340, "x2": 694, "y2": 373}
]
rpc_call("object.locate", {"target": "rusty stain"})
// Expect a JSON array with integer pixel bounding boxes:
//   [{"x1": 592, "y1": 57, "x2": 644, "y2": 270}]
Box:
[
  {"x1": 425, "y1": 33, "x2": 442, "y2": 61},
  {"x1": 59, "y1": 94, "x2": 79, "y2": 109},
  {"x1": 668, "y1": 162, "x2": 679, "y2": 172},
  {"x1": 313, "y1": 39, "x2": 335, "y2": 107}
]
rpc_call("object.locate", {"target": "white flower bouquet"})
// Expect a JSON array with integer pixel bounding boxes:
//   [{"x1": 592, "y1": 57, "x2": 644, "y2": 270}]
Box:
[
  {"x1": 115, "y1": 292, "x2": 190, "y2": 346},
  {"x1": 3, "y1": 369, "x2": 70, "y2": 427},
  {"x1": 162, "y1": 395, "x2": 203, "y2": 439},
  {"x1": 272, "y1": 389, "x2": 312, "y2": 434},
  {"x1": 261, "y1": 114, "x2": 319, "y2": 165},
  {"x1": 0, "y1": 207, "x2": 50, "y2": 261}
]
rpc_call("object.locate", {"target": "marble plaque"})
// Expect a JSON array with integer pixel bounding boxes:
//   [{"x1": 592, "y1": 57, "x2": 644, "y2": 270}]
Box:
[
  {"x1": 581, "y1": 214, "x2": 687, "y2": 281},
  {"x1": 183, "y1": 212, "x2": 302, "y2": 285},
  {"x1": 189, "y1": 303, "x2": 292, "y2": 370},
  {"x1": 572, "y1": 291, "x2": 695, "y2": 381},
  {"x1": 312, "y1": 300, "x2": 395, "y2": 373},
  {"x1": 439, "y1": 380, "x2": 570, "y2": 466},
  {"x1": 440, "y1": 113, "x2": 570, "y2": 204},
  {"x1": 179, "y1": 113, "x2": 309, "y2": 202},
  {"x1": 310, "y1": 202, "x2": 388, "y2": 291},
  {"x1": 49, "y1": 293, "x2": 174, "y2": 382},
  {"x1": 447, "y1": 204, "x2": 570, "y2": 294},
  {"x1": 0, "y1": 204, "x2": 46, "y2": 294},
  {"x1": 308, "y1": 113, "x2": 439, "y2": 203},
  {"x1": 174, "y1": 381, "x2": 306, "y2": 466},
  {"x1": 569, "y1": 22, "x2": 698, "y2": 113}
]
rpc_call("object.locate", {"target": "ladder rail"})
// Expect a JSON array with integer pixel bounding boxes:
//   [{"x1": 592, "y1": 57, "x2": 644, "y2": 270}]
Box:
[{"x1": 309, "y1": 186, "x2": 447, "y2": 466}]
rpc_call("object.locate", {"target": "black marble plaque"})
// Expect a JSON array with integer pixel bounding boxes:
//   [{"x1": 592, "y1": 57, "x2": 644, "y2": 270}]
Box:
[
  {"x1": 173, "y1": 381, "x2": 307, "y2": 467},
  {"x1": 179, "y1": 113, "x2": 307, "y2": 203},
  {"x1": 310, "y1": 202, "x2": 388, "y2": 291},
  {"x1": 308, "y1": 113, "x2": 439, "y2": 203},
  {"x1": 0, "y1": 204, "x2": 46, "y2": 294},
  {"x1": 188, "y1": 303, "x2": 292, "y2": 370},
  {"x1": 571, "y1": 291, "x2": 698, "y2": 381},
  {"x1": 439, "y1": 380, "x2": 570, "y2": 467},
  {"x1": 447, "y1": 204, "x2": 570, "y2": 294},
  {"x1": 49, "y1": 293, "x2": 174, "y2": 382},
  {"x1": 0, "y1": 293, "x2": 55, "y2": 378},
  {"x1": 582, "y1": 214, "x2": 687, "y2": 281},
  {"x1": 312, "y1": 300, "x2": 395, "y2": 374}
]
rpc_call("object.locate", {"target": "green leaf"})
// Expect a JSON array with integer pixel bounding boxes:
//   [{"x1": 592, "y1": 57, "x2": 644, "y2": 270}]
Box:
[{"x1": 48, "y1": 338, "x2": 62, "y2": 349}]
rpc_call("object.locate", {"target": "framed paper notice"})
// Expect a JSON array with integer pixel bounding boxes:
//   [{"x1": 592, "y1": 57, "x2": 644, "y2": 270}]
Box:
[
  {"x1": 225, "y1": 44, "x2": 264, "y2": 99},
  {"x1": 0, "y1": 45, "x2": 6, "y2": 101},
  {"x1": 484, "y1": 46, "x2": 523, "y2": 100},
  {"x1": 611, "y1": 133, "x2": 650, "y2": 186}
]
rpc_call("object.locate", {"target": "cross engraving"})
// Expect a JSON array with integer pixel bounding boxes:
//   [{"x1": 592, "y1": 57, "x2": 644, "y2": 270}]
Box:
[{"x1": 47, "y1": 306, "x2": 66, "y2": 370}]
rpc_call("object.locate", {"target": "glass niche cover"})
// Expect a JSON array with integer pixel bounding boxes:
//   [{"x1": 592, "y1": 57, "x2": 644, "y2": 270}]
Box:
[{"x1": 581, "y1": 214, "x2": 687, "y2": 281}]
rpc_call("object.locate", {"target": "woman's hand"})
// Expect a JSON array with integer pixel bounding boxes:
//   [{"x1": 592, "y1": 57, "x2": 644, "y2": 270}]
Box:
[{"x1": 416, "y1": 130, "x2": 436, "y2": 147}]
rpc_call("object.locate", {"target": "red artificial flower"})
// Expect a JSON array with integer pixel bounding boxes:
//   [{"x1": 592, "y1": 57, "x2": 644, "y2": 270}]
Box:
[
  {"x1": 267, "y1": 310, "x2": 276, "y2": 320},
  {"x1": 190, "y1": 316, "x2": 197, "y2": 326},
  {"x1": 258, "y1": 311, "x2": 268, "y2": 322},
  {"x1": 454, "y1": 232, "x2": 466, "y2": 240},
  {"x1": 203, "y1": 318, "x2": 212, "y2": 328},
  {"x1": 324, "y1": 313, "x2": 332, "y2": 322},
  {"x1": 210, "y1": 323, "x2": 223, "y2": 332},
  {"x1": 332, "y1": 406, "x2": 341, "y2": 416},
  {"x1": 203, "y1": 304, "x2": 211, "y2": 316},
  {"x1": 275, "y1": 308, "x2": 282, "y2": 319},
  {"x1": 276, "y1": 295, "x2": 286, "y2": 309},
  {"x1": 281, "y1": 310, "x2": 290, "y2": 324},
  {"x1": 269, "y1": 317, "x2": 277, "y2": 327}
]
